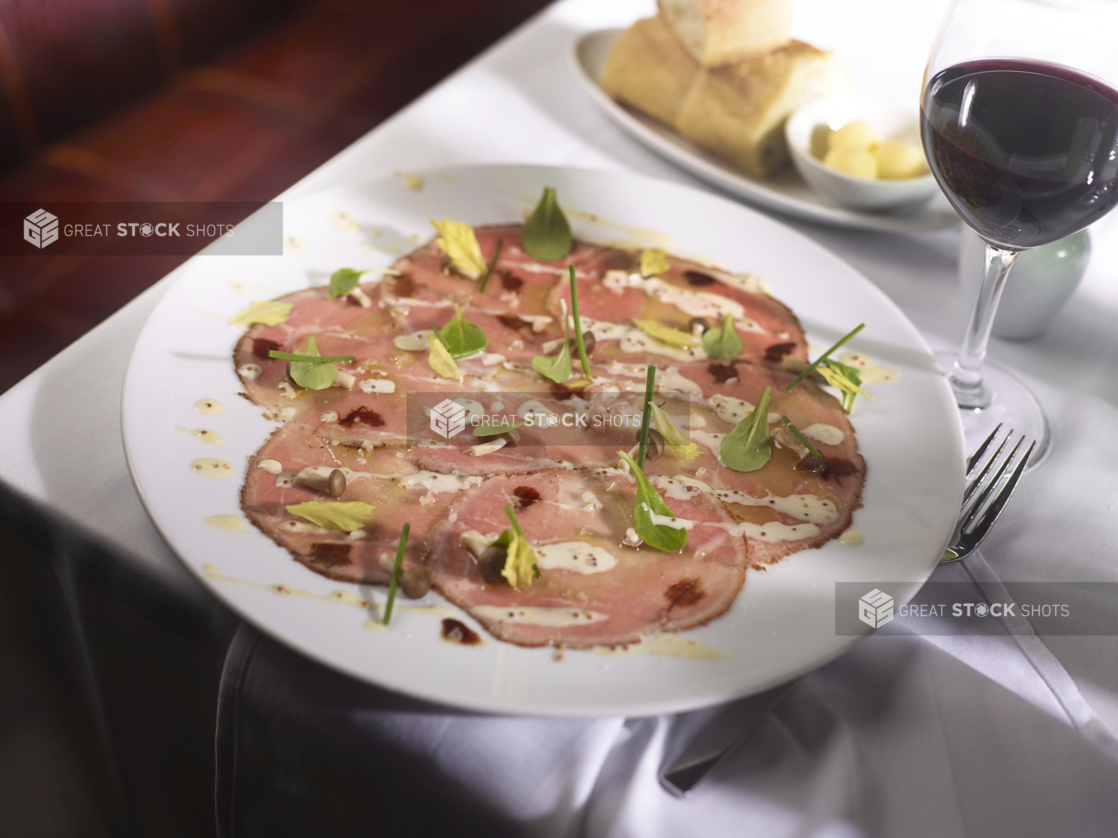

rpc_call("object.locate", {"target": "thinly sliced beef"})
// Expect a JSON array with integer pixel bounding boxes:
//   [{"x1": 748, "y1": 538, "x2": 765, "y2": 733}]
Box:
[
  {"x1": 234, "y1": 226, "x2": 866, "y2": 648},
  {"x1": 424, "y1": 470, "x2": 748, "y2": 647}
]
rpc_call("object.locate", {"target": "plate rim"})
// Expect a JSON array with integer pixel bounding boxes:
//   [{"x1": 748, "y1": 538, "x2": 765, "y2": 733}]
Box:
[{"x1": 121, "y1": 162, "x2": 965, "y2": 717}]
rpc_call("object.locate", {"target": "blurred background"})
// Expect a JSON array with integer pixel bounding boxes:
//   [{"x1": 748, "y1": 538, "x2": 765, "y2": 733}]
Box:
[
  {"x1": 0, "y1": 0, "x2": 551, "y2": 395},
  {"x1": 0, "y1": 1, "x2": 549, "y2": 835}
]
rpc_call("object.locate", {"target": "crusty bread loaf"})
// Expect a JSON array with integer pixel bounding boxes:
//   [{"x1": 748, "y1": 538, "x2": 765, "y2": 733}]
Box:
[
  {"x1": 657, "y1": 0, "x2": 793, "y2": 66},
  {"x1": 676, "y1": 41, "x2": 851, "y2": 177},
  {"x1": 600, "y1": 16, "x2": 700, "y2": 128}
]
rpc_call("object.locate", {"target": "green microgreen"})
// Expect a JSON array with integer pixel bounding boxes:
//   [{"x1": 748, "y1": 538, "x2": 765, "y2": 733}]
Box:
[
  {"x1": 636, "y1": 365, "x2": 656, "y2": 469},
  {"x1": 491, "y1": 505, "x2": 540, "y2": 588},
  {"x1": 521, "y1": 187, "x2": 572, "y2": 262},
  {"x1": 472, "y1": 418, "x2": 527, "y2": 437},
  {"x1": 477, "y1": 238, "x2": 504, "y2": 293},
  {"x1": 568, "y1": 265, "x2": 592, "y2": 378},
  {"x1": 650, "y1": 402, "x2": 700, "y2": 460},
  {"x1": 382, "y1": 523, "x2": 410, "y2": 626},
  {"x1": 532, "y1": 299, "x2": 573, "y2": 384},
  {"x1": 817, "y1": 359, "x2": 870, "y2": 413},
  {"x1": 785, "y1": 324, "x2": 866, "y2": 392},
  {"x1": 780, "y1": 415, "x2": 822, "y2": 460},
  {"x1": 617, "y1": 450, "x2": 688, "y2": 552},
  {"x1": 272, "y1": 337, "x2": 351, "y2": 390},
  {"x1": 328, "y1": 268, "x2": 364, "y2": 300},
  {"x1": 438, "y1": 305, "x2": 488, "y2": 359},
  {"x1": 720, "y1": 386, "x2": 773, "y2": 473},
  {"x1": 702, "y1": 313, "x2": 744, "y2": 360}
]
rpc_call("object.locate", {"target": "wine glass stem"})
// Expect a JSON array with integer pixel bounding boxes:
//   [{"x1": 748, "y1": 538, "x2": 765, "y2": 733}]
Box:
[{"x1": 950, "y1": 243, "x2": 1018, "y2": 409}]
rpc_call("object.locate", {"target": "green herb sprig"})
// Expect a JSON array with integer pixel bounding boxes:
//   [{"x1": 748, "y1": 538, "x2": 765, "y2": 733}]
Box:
[
  {"x1": 477, "y1": 238, "x2": 503, "y2": 294},
  {"x1": 785, "y1": 324, "x2": 865, "y2": 392},
  {"x1": 780, "y1": 415, "x2": 822, "y2": 460},
  {"x1": 569, "y1": 265, "x2": 592, "y2": 379},
  {"x1": 383, "y1": 523, "x2": 410, "y2": 626},
  {"x1": 532, "y1": 300, "x2": 573, "y2": 384},
  {"x1": 720, "y1": 386, "x2": 773, "y2": 473},
  {"x1": 492, "y1": 505, "x2": 540, "y2": 588},
  {"x1": 472, "y1": 418, "x2": 527, "y2": 437},
  {"x1": 702, "y1": 313, "x2": 743, "y2": 360},
  {"x1": 328, "y1": 268, "x2": 364, "y2": 300},
  {"x1": 617, "y1": 451, "x2": 687, "y2": 552},
  {"x1": 636, "y1": 365, "x2": 656, "y2": 469},
  {"x1": 817, "y1": 359, "x2": 869, "y2": 413},
  {"x1": 268, "y1": 337, "x2": 354, "y2": 389},
  {"x1": 521, "y1": 187, "x2": 572, "y2": 262},
  {"x1": 438, "y1": 305, "x2": 488, "y2": 359}
]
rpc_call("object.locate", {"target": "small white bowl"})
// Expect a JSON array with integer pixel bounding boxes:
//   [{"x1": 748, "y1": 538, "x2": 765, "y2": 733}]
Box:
[{"x1": 784, "y1": 94, "x2": 938, "y2": 213}]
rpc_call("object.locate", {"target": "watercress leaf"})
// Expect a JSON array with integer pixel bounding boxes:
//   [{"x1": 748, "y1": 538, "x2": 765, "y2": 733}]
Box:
[
  {"x1": 382, "y1": 522, "x2": 410, "y2": 626},
  {"x1": 701, "y1": 313, "x2": 743, "y2": 360},
  {"x1": 493, "y1": 505, "x2": 539, "y2": 588},
  {"x1": 230, "y1": 300, "x2": 292, "y2": 326},
  {"x1": 427, "y1": 334, "x2": 462, "y2": 381},
  {"x1": 639, "y1": 249, "x2": 671, "y2": 277},
  {"x1": 617, "y1": 451, "x2": 688, "y2": 552},
  {"x1": 720, "y1": 386, "x2": 773, "y2": 473},
  {"x1": 472, "y1": 418, "x2": 527, "y2": 437},
  {"x1": 532, "y1": 299, "x2": 572, "y2": 383},
  {"x1": 328, "y1": 268, "x2": 363, "y2": 299},
  {"x1": 438, "y1": 305, "x2": 488, "y2": 359},
  {"x1": 285, "y1": 501, "x2": 374, "y2": 532},
  {"x1": 817, "y1": 360, "x2": 872, "y2": 413},
  {"x1": 521, "y1": 187, "x2": 572, "y2": 262},
  {"x1": 531, "y1": 345, "x2": 572, "y2": 383},
  {"x1": 649, "y1": 402, "x2": 700, "y2": 460},
  {"x1": 431, "y1": 219, "x2": 487, "y2": 278},
  {"x1": 633, "y1": 318, "x2": 699, "y2": 348},
  {"x1": 289, "y1": 337, "x2": 339, "y2": 390}
]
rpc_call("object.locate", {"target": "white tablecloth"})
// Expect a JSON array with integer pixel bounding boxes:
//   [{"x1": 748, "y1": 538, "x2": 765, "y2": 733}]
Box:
[{"x1": 2, "y1": 1, "x2": 1116, "y2": 835}]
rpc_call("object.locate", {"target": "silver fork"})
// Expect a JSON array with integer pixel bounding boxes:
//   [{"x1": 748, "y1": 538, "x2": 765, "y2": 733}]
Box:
[
  {"x1": 660, "y1": 426, "x2": 1034, "y2": 797},
  {"x1": 941, "y1": 424, "x2": 1035, "y2": 562}
]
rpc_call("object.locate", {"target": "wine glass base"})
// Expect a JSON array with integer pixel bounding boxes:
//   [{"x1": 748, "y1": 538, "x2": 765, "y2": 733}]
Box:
[{"x1": 934, "y1": 351, "x2": 1051, "y2": 470}]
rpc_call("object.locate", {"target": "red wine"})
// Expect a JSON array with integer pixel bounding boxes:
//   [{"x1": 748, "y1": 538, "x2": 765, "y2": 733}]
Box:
[{"x1": 922, "y1": 59, "x2": 1118, "y2": 248}]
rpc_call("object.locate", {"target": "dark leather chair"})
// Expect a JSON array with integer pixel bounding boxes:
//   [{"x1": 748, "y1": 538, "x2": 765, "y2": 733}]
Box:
[{"x1": 0, "y1": 0, "x2": 549, "y2": 393}]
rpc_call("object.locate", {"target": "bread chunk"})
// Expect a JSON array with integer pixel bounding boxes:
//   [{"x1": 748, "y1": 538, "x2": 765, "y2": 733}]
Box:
[
  {"x1": 657, "y1": 0, "x2": 793, "y2": 66},
  {"x1": 676, "y1": 41, "x2": 851, "y2": 177},
  {"x1": 601, "y1": 16, "x2": 700, "y2": 127}
]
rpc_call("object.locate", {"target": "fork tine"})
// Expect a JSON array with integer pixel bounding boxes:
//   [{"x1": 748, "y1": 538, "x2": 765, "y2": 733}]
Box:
[
  {"x1": 962, "y1": 436, "x2": 1025, "y2": 529},
  {"x1": 963, "y1": 428, "x2": 1012, "y2": 506},
  {"x1": 966, "y1": 423, "x2": 1003, "y2": 476},
  {"x1": 964, "y1": 440, "x2": 1034, "y2": 549}
]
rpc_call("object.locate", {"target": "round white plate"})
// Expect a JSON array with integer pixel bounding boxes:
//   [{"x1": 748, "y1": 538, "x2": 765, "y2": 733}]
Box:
[
  {"x1": 122, "y1": 164, "x2": 963, "y2": 717},
  {"x1": 572, "y1": 29, "x2": 961, "y2": 234}
]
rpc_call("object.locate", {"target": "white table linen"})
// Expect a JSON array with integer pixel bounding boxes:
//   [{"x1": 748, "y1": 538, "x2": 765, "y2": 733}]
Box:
[{"x1": 2, "y1": 0, "x2": 1117, "y2": 835}]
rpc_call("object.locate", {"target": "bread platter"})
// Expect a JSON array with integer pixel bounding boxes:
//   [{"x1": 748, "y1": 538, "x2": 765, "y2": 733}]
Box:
[{"x1": 571, "y1": 28, "x2": 960, "y2": 234}]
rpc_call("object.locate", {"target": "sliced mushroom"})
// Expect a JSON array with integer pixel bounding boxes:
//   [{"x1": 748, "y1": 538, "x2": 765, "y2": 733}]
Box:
[
  {"x1": 400, "y1": 566, "x2": 431, "y2": 599},
  {"x1": 687, "y1": 317, "x2": 711, "y2": 335},
  {"x1": 347, "y1": 287, "x2": 373, "y2": 308},
  {"x1": 635, "y1": 428, "x2": 666, "y2": 461},
  {"x1": 294, "y1": 467, "x2": 346, "y2": 498}
]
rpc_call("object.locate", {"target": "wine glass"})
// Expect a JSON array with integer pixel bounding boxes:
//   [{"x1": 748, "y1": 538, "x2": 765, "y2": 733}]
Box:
[{"x1": 922, "y1": 0, "x2": 1118, "y2": 465}]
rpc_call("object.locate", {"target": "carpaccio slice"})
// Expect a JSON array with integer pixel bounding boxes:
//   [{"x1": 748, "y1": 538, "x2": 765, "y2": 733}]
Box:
[
  {"x1": 236, "y1": 224, "x2": 865, "y2": 648},
  {"x1": 425, "y1": 470, "x2": 748, "y2": 648}
]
